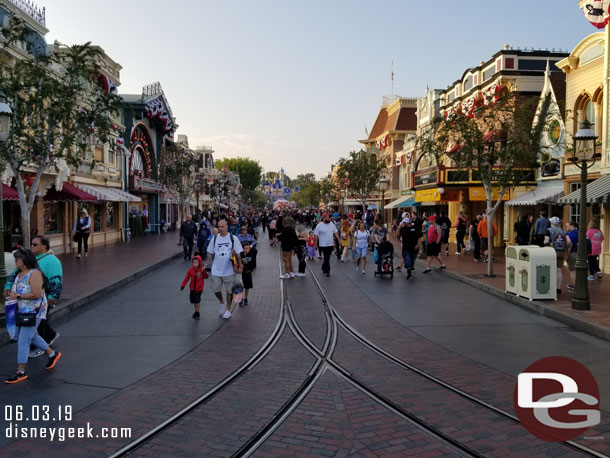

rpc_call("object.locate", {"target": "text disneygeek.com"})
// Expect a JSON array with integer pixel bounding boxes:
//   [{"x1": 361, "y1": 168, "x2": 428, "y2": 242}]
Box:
[{"x1": 4, "y1": 405, "x2": 131, "y2": 441}]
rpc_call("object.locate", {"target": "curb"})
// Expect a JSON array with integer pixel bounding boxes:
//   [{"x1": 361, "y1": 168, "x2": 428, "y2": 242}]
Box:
[
  {"x1": 416, "y1": 260, "x2": 610, "y2": 343},
  {"x1": 0, "y1": 251, "x2": 183, "y2": 347}
]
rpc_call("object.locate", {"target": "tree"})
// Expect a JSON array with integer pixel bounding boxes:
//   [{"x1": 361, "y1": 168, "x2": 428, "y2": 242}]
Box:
[
  {"x1": 215, "y1": 157, "x2": 262, "y2": 191},
  {"x1": 293, "y1": 181, "x2": 321, "y2": 208},
  {"x1": 0, "y1": 15, "x2": 124, "y2": 247},
  {"x1": 319, "y1": 177, "x2": 339, "y2": 209},
  {"x1": 428, "y1": 90, "x2": 551, "y2": 276},
  {"x1": 294, "y1": 173, "x2": 316, "y2": 189},
  {"x1": 336, "y1": 151, "x2": 386, "y2": 213},
  {"x1": 160, "y1": 144, "x2": 198, "y2": 223},
  {"x1": 242, "y1": 189, "x2": 268, "y2": 208}
]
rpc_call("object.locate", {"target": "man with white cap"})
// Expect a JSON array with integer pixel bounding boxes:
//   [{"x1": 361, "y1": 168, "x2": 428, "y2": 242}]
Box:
[
  {"x1": 544, "y1": 216, "x2": 567, "y2": 295},
  {"x1": 399, "y1": 217, "x2": 422, "y2": 280}
]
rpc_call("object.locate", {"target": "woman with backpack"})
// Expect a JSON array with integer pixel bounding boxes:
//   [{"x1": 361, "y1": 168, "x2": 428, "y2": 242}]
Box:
[
  {"x1": 423, "y1": 216, "x2": 447, "y2": 273},
  {"x1": 545, "y1": 216, "x2": 567, "y2": 294},
  {"x1": 586, "y1": 219, "x2": 605, "y2": 280}
]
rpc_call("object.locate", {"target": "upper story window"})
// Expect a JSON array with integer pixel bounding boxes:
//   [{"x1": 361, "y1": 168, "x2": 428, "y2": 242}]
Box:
[
  {"x1": 483, "y1": 66, "x2": 495, "y2": 82},
  {"x1": 463, "y1": 76, "x2": 474, "y2": 92}
]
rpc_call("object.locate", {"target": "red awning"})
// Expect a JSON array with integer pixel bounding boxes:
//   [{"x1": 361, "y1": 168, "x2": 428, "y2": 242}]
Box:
[
  {"x1": 44, "y1": 182, "x2": 98, "y2": 202},
  {"x1": 2, "y1": 184, "x2": 19, "y2": 201}
]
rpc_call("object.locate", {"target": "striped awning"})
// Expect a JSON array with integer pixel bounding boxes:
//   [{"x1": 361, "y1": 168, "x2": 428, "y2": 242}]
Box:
[
  {"x1": 385, "y1": 195, "x2": 413, "y2": 209},
  {"x1": 505, "y1": 186, "x2": 564, "y2": 206},
  {"x1": 559, "y1": 175, "x2": 610, "y2": 205},
  {"x1": 76, "y1": 184, "x2": 141, "y2": 202}
]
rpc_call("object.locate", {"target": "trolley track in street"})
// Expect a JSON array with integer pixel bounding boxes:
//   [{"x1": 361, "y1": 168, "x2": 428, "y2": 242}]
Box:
[{"x1": 300, "y1": 262, "x2": 608, "y2": 458}]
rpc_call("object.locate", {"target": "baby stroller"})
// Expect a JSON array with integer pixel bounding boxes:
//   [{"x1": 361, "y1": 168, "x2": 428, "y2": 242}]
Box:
[{"x1": 374, "y1": 240, "x2": 394, "y2": 279}]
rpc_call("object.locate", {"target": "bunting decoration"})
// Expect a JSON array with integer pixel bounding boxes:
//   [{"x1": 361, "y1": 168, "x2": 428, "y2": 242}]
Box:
[
  {"x1": 99, "y1": 74, "x2": 118, "y2": 94},
  {"x1": 406, "y1": 151, "x2": 413, "y2": 165},
  {"x1": 583, "y1": 0, "x2": 610, "y2": 28},
  {"x1": 145, "y1": 96, "x2": 175, "y2": 133},
  {"x1": 376, "y1": 134, "x2": 391, "y2": 151},
  {"x1": 395, "y1": 154, "x2": 404, "y2": 167}
]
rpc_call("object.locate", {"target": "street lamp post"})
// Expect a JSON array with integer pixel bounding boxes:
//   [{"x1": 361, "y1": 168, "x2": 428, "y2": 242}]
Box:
[
  {"x1": 570, "y1": 120, "x2": 597, "y2": 311},
  {"x1": 377, "y1": 176, "x2": 389, "y2": 225},
  {"x1": 0, "y1": 90, "x2": 13, "y2": 286}
]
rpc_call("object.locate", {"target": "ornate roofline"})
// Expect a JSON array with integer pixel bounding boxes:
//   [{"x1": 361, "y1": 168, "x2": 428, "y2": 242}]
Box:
[{"x1": 6, "y1": 0, "x2": 45, "y2": 26}]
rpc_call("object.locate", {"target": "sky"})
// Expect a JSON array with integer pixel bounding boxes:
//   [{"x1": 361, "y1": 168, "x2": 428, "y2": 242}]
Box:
[{"x1": 37, "y1": 0, "x2": 595, "y2": 179}]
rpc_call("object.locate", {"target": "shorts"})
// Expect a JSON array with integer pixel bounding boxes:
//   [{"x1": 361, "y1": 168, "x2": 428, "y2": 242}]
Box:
[
  {"x1": 555, "y1": 250, "x2": 565, "y2": 268},
  {"x1": 402, "y1": 249, "x2": 416, "y2": 269},
  {"x1": 210, "y1": 274, "x2": 239, "y2": 294},
  {"x1": 426, "y1": 243, "x2": 441, "y2": 257},
  {"x1": 441, "y1": 229, "x2": 449, "y2": 244},
  {"x1": 481, "y1": 238, "x2": 489, "y2": 252},
  {"x1": 242, "y1": 271, "x2": 253, "y2": 290},
  {"x1": 355, "y1": 246, "x2": 368, "y2": 258},
  {"x1": 567, "y1": 252, "x2": 577, "y2": 271},
  {"x1": 189, "y1": 291, "x2": 202, "y2": 304}
]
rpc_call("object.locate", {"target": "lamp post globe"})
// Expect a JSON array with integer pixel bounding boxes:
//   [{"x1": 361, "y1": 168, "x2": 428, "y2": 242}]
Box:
[{"x1": 571, "y1": 119, "x2": 597, "y2": 311}]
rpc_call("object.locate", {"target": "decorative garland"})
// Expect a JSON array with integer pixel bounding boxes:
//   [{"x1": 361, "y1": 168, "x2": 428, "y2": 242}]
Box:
[
  {"x1": 129, "y1": 128, "x2": 153, "y2": 178},
  {"x1": 145, "y1": 96, "x2": 175, "y2": 134}
]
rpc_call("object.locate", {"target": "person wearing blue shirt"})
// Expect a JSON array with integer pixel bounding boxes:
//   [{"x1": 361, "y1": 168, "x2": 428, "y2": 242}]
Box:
[
  {"x1": 237, "y1": 226, "x2": 256, "y2": 248},
  {"x1": 565, "y1": 220, "x2": 579, "y2": 293}
]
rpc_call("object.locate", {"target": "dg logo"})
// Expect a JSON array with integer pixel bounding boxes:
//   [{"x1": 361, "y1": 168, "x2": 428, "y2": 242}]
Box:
[{"x1": 514, "y1": 356, "x2": 600, "y2": 442}]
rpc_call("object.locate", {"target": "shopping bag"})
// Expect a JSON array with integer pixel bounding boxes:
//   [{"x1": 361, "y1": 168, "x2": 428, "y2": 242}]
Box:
[
  {"x1": 5, "y1": 299, "x2": 17, "y2": 340},
  {"x1": 465, "y1": 239, "x2": 472, "y2": 251}
]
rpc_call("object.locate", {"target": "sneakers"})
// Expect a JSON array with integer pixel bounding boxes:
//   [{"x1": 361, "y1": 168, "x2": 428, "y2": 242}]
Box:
[
  {"x1": 84, "y1": 252, "x2": 88, "y2": 257},
  {"x1": 76, "y1": 254, "x2": 81, "y2": 259},
  {"x1": 597, "y1": 272, "x2": 603, "y2": 279},
  {"x1": 279, "y1": 274, "x2": 291, "y2": 279},
  {"x1": 294, "y1": 273, "x2": 305, "y2": 277},
  {"x1": 474, "y1": 258, "x2": 480, "y2": 262},
  {"x1": 356, "y1": 265, "x2": 360, "y2": 271},
  {"x1": 423, "y1": 268, "x2": 432, "y2": 274},
  {"x1": 218, "y1": 305, "x2": 226, "y2": 315},
  {"x1": 289, "y1": 272, "x2": 295, "y2": 278},
  {"x1": 440, "y1": 265, "x2": 447, "y2": 270},
  {"x1": 361, "y1": 269, "x2": 365, "y2": 274},
  {"x1": 45, "y1": 352, "x2": 62, "y2": 370},
  {"x1": 222, "y1": 310, "x2": 232, "y2": 319},
  {"x1": 29, "y1": 349, "x2": 45, "y2": 358},
  {"x1": 243, "y1": 298, "x2": 249, "y2": 306},
  {"x1": 406, "y1": 270, "x2": 413, "y2": 280},
  {"x1": 395, "y1": 266, "x2": 402, "y2": 272},
  {"x1": 5, "y1": 372, "x2": 27, "y2": 384},
  {"x1": 587, "y1": 275, "x2": 595, "y2": 281},
  {"x1": 192, "y1": 311, "x2": 200, "y2": 320},
  {"x1": 567, "y1": 284, "x2": 575, "y2": 292}
]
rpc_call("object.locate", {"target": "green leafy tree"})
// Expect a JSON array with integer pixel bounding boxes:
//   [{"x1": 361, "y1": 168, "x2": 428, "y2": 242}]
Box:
[
  {"x1": 294, "y1": 173, "x2": 316, "y2": 189},
  {"x1": 0, "y1": 16, "x2": 124, "y2": 247},
  {"x1": 319, "y1": 176, "x2": 339, "y2": 209},
  {"x1": 215, "y1": 157, "x2": 262, "y2": 191},
  {"x1": 160, "y1": 144, "x2": 199, "y2": 222},
  {"x1": 293, "y1": 181, "x2": 321, "y2": 208},
  {"x1": 336, "y1": 151, "x2": 386, "y2": 213},
  {"x1": 429, "y1": 90, "x2": 551, "y2": 276}
]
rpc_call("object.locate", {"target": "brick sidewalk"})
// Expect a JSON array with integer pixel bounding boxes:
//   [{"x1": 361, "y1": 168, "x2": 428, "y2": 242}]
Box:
[
  {"x1": 1, "y1": 232, "x2": 183, "y2": 343},
  {"x1": 389, "y1": 236, "x2": 610, "y2": 341}
]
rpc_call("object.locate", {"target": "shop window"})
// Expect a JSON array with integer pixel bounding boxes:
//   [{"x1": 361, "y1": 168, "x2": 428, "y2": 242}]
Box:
[
  {"x1": 107, "y1": 147, "x2": 116, "y2": 166},
  {"x1": 106, "y1": 203, "x2": 117, "y2": 229},
  {"x1": 93, "y1": 203, "x2": 104, "y2": 232},
  {"x1": 585, "y1": 101, "x2": 595, "y2": 124},
  {"x1": 43, "y1": 202, "x2": 63, "y2": 234},
  {"x1": 94, "y1": 146, "x2": 104, "y2": 162}
]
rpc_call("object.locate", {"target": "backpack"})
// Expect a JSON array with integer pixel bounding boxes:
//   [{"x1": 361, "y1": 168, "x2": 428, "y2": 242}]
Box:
[
  {"x1": 548, "y1": 227, "x2": 566, "y2": 251},
  {"x1": 427, "y1": 225, "x2": 440, "y2": 243}
]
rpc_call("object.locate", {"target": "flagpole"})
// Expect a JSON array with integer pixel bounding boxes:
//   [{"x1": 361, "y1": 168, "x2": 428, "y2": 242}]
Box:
[{"x1": 391, "y1": 61, "x2": 394, "y2": 96}]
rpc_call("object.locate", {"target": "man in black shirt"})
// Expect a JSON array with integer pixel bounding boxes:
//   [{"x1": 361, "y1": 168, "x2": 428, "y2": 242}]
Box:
[
  {"x1": 399, "y1": 218, "x2": 422, "y2": 280},
  {"x1": 180, "y1": 215, "x2": 198, "y2": 259},
  {"x1": 470, "y1": 214, "x2": 481, "y2": 261}
]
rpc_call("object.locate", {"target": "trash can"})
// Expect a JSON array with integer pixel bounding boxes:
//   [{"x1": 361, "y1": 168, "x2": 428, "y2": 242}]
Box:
[
  {"x1": 517, "y1": 246, "x2": 557, "y2": 301},
  {"x1": 505, "y1": 245, "x2": 519, "y2": 294}
]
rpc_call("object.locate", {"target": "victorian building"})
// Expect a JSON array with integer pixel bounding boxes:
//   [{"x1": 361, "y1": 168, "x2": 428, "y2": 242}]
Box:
[
  {"x1": 359, "y1": 96, "x2": 418, "y2": 222},
  {"x1": 427, "y1": 46, "x2": 568, "y2": 247},
  {"x1": 557, "y1": 29, "x2": 610, "y2": 274},
  {"x1": 121, "y1": 82, "x2": 177, "y2": 236}
]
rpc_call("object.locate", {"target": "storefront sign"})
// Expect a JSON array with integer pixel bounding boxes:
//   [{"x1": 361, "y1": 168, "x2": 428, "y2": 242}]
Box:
[
  {"x1": 415, "y1": 188, "x2": 442, "y2": 202},
  {"x1": 469, "y1": 187, "x2": 509, "y2": 201},
  {"x1": 130, "y1": 176, "x2": 163, "y2": 193},
  {"x1": 414, "y1": 170, "x2": 438, "y2": 187},
  {"x1": 400, "y1": 190, "x2": 414, "y2": 196},
  {"x1": 564, "y1": 160, "x2": 601, "y2": 177}
]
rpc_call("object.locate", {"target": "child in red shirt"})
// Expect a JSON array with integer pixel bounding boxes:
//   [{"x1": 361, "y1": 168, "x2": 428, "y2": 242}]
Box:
[{"x1": 181, "y1": 255, "x2": 208, "y2": 320}]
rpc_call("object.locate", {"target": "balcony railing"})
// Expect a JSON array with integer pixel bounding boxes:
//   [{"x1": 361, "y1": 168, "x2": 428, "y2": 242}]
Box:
[{"x1": 7, "y1": 0, "x2": 45, "y2": 27}]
